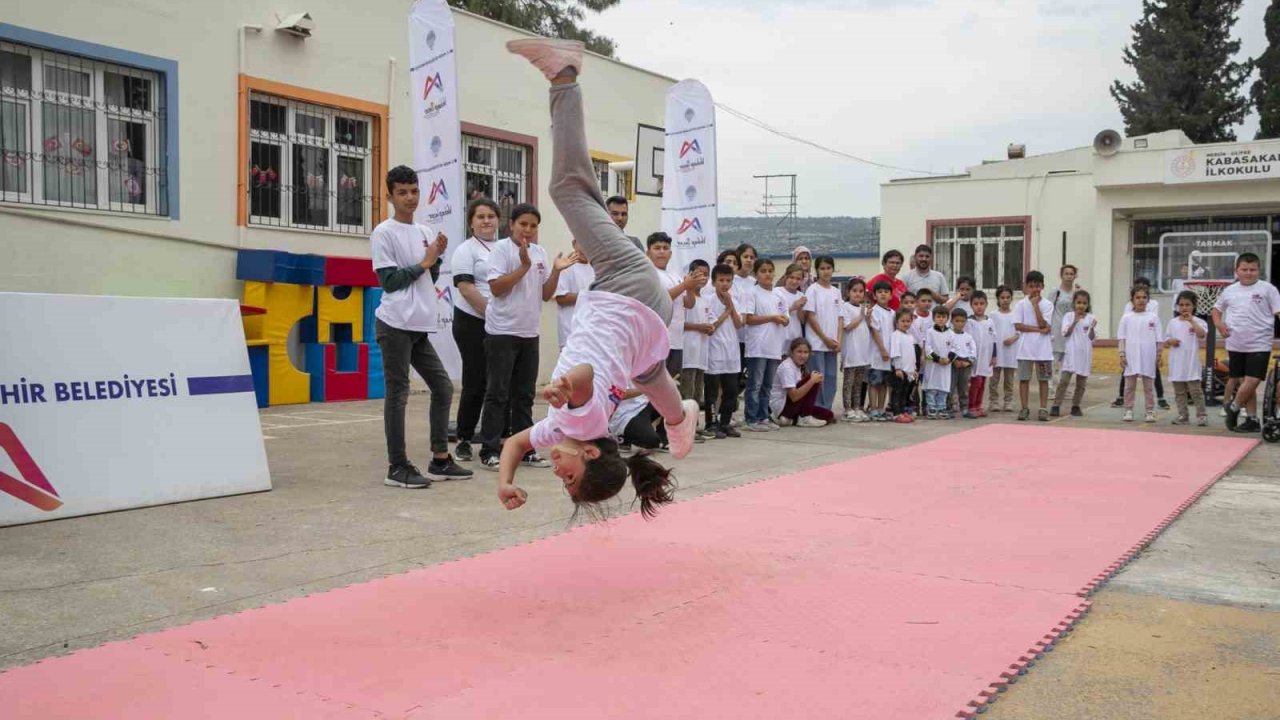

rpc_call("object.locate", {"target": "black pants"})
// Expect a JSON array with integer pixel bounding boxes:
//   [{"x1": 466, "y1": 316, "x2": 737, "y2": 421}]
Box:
[
  {"x1": 451, "y1": 309, "x2": 487, "y2": 443},
  {"x1": 888, "y1": 372, "x2": 909, "y2": 416},
  {"x1": 704, "y1": 372, "x2": 740, "y2": 428},
  {"x1": 622, "y1": 404, "x2": 667, "y2": 449},
  {"x1": 375, "y1": 319, "x2": 453, "y2": 463},
  {"x1": 666, "y1": 349, "x2": 683, "y2": 380},
  {"x1": 479, "y1": 334, "x2": 539, "y2": 458},
  {"x1": 1117, "y1": 364, "x2": 1164, "y2": 400}
]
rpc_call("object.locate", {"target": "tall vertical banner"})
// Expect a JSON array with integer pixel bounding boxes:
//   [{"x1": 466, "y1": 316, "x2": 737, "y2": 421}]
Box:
[
  {"x1": 409, "y1": 0, "x2": 463, "y2": 377},
  {"x1": 662, "y1": 80, "x2": 718, "y2": 276}
]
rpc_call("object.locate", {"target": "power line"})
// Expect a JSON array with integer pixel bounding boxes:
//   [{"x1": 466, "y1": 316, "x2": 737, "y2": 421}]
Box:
[{"x1": 714, "y1": 102, "x2": 948, "y2": 177}]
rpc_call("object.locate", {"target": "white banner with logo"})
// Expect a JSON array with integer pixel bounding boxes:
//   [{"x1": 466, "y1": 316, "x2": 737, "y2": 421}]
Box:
[
  {"x1": 409, "y1": 0, "x2": 463, "y2": 377},
  {"x1": 0, "y1": 294, "x2": 271, "y2": 527},
  {"x1": 1164, "y1": 141, "x2": 1280, "y2": 184},
  {"x1": 662, "y1": 80, "x2": 718, "y2": 277}
]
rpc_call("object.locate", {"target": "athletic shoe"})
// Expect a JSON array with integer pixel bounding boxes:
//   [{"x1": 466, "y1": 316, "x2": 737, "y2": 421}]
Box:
[
  {"x1": 744, "y1": 421, "x2": 771, "y2": 432},
  {"x1": 1225, "y1": 403, "x2": 1240, "y2": 431},
  {"x1": 616, "y1": 440, "x2": 635, "y2": 457},
  {"x1": 1049, "y1": 406, "x2": 1061, "y2": 418},
  {"x1": 426, "y1": 456, "x2": 473, "y2": 481},
  {"x1": 454, "y1": 441, "x2": 473, "y2": 463},
  {"x1": 723, "y1": 425, "x2": 742, "y2": 438},
  {"x1": 1235, "y1": 417, "x2": 1261, "y2": 434},
  {"x1": 479, "y1": 454, "x2": 501, "y2": 472},
  {"x1": 766, "y1": 420, "x2": 781, "y2": 431},
  {"x1": 1018, "y1": 408, "x2": 1030, "y2": 421},
  {"x1": 962, "y1": 411, "x2": 976, "y2": 419},
  {"x1": 1111, "y1": 398, "x2": 1125, "y2": 408},
  {"x1": 774, "y1": 415, "x2": 793, "y2": 427},
  {"x1": 1196, "y1": 415, "x2": 1208, "y2": 427},
  {"x1": 730, "y1": 411, "x2": 745, "y2": 428},
  {"x1": 665, "y1": 399, "x2": 700, "y2": 460},
  {"x1": 1158, "y1": 398, "x2": 1170, "y2": 410},
  {"x1": 1144, "y1": 412, "x2": 1155, "y2": 423},
  {"x1": 1070, "y1": 406, "x2": 1083, "y2": 417},
  {"x1": 797, "y1": 416, "x2": 827, "y2": 428},
  {"x1": 520, "y1": 451, "x2": 551, "y2": 468},
  {"x1": 713, "y1": 427, "x2": 728, "y2": 439},
  {"x1": 843, "y1": 409, "x2": 858, "y2": 421},
  {"x1": 506, "y1": 38, "x2": 584, "y2": 81},
  {"x1": 384, "y1": 463, "x2": 432, "y2": 489},
  {"x1": 1122, "y1": 410, "x2": 1134, "y2": 422},
  {"x1": 1220, "y1": 406, "x2": 1228, "y2": 417},
  {"x1": 697, "y1": 428, "x2": 718, "y2": 440},
  {"x1": 893, "y1": 413, "x2": 914, "y2": 424},
  {"x1": 1002, "y1": 401, "x2": 1013, "y2": 413},
  {"x1": 1171, "y1": 415, "x2": 1189, "y2": 426}
]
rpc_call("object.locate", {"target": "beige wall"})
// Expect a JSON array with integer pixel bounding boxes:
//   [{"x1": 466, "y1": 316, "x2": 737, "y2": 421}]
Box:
[{"x1": 0, "y1": 4, "x2": 673, "y2": 380}]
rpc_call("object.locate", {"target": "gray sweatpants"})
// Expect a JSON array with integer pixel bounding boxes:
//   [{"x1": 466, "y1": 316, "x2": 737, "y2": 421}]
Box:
[{"x1": 549, "y1": 82, "x2": 683, "y2": 422}]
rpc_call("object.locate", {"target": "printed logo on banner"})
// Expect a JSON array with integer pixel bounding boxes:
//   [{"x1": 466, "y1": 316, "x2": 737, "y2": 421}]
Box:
[
  {"x1": 684, "y1": 108, "x2": 695, "y2": 122},
  {"x1": 677, "y1": 138, "x2": 705, "y2": 173},
  {"x1": 0, "y1": 423, "x2": 61, "y2": 511},
  {"x1": 426, "y1": 29, "x2": 437, "y2": 50},
  {"x1": 1170, "y1": 151, "x2": 1196, "y2": 179},
  {"x1": 430, "y1": 135, "x2": 442, "y2": 158},
  {"x1": 428, "y1": 179, "x2": 448, "y2": 204},
  {"x1": 678, "y1": 217, "x2": 703, "y2": 235},
  {"x1": 426, "y1": 179, "x2": 453, "y2": 224},
  {"x1": 685, "y1": 185, "x2": 697, "y2": 201},
  {"x1": 676, "y1": 216, "x2": 709, "y2": 250},
  {"x1": 422, "y1": 72, "x2": 449, "y2": 118}
]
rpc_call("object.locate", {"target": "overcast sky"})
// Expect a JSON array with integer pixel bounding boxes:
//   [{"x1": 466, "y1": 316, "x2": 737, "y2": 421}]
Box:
[{"x1": 583, "y1": 0, "x2": 1272, "y2": 218}]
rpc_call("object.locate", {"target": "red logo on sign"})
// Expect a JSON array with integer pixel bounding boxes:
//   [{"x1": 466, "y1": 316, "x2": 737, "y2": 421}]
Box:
[{"x1": 0, "y1": 423, "x2": 62, "y2": 511}]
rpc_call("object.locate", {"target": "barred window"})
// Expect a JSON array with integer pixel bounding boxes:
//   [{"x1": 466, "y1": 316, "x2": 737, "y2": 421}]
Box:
[
  {"x1": 0, "y1": 42, "x2": 168, "y2": 215},
  {"x1": 247, "y1": 92, "x2": 373, "y2": 234},
  {"x1": 932, "y1": 222, "x2": 1027, "y2": 292},
  {"x1": 463, "y1": 133, "x2": 528, "y2": 236},
  {"x1": 592, "y1": 158, "x2": 610, "y2": 193}
]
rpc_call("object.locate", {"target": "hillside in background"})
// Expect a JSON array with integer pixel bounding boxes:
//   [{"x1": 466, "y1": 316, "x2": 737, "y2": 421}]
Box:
[{"x1": 718, "y1": 216, "x2": 881, "y2": 257}]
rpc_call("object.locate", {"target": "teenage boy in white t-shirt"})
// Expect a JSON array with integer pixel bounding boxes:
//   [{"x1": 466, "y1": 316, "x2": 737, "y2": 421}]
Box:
[
  {"x1": 1212, "y1": 252, "x2": 1280, "y2": 433},
  {"x1": 371, "y1": 165, "x2": 473, "y2": 488},
  {"x1": 1014, "y1": 270, "x2": 1056, "y2": 422},
  {"x1": 648, "y1": 231, "x2": 704, "y2": 377},
  {"x1": 743, "y1": 258, "x2": 788, "y2": 431},
  {"x1": 681, "y1": 259, "x2": 713, "y2": 438},
  {"x1": 553, "y1": 237, "x2": 593, "y2": 349},
  {"x1": 705, "y1": 263, "x2": 745, "y2": 438}
]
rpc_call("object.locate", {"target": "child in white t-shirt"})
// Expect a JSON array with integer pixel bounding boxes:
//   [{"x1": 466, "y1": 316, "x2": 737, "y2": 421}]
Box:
[
  {"x1": 1051, "y1": 289, "x2": 1096, "y2": 418},
  {"x1": 775, "y1": 262, "x2": 808, "y2": 357},
  {"x1": 1167, "y1": 290, "x2": 1208, "y2": 426},
  {"x1": 965, "y1": 290, "x2": 996, "y2": 417},
  {"x1": 867, "y1": 281, "x2": 897, "y2": 420},
  {"x1": 1116, "y1": 285, "x2": 1164, "y2": 423},
  {"x1": 949, "y1": 309, "x2": 977, "y2": 418},
  {"x1": 1212, "y1": 253, "x2": 1280, "y2": 432},
  {"x1": 989, "y1": 285, "x2": 1019, "y2": 412},
  {"x1": 552, "y1": 237, "x2": 595, "y2": 348},
  {"x1": 922, "y1": 305, "x2": 955, "y2": 419},
  {"x1": 496, "y1": 48, "x2": 699, "y2": 521},
  {"x1": 743, "y1": 259, "x2": 789, "y2": 432},
  {"x1": 1113, "y1": 276, "x2": 1167, "y2": 410},
  {"x1": 803, "y1": 255, "x2": 844, "y2": 413},
  {"x1": 770, "y1": 337, "x2": 835, "y2": 427},
  {"x1": 680, "y1": 259, "x2": 713, "y2": 416},
  {"x1": 705, "y1": 263, "x2": 745, "y2": 438},
  {"x1": 946, "y1": 275, "x2": 975, "y2": 317},
  {"x1": 840, "y1": 278, "x2": 872, "y2": 422},
  {"x1": 888, "y1": 309, "x2": 918, "y2": 423}
]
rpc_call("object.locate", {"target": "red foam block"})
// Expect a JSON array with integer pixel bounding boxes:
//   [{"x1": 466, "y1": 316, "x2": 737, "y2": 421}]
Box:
[{"x1": 324, "y1": 256, "x2": 378, "y2": 288}]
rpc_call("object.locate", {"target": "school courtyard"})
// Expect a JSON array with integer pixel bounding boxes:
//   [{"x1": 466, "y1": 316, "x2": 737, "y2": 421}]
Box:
[{"x1": 1, "y1": 374, "x2": 1277, "y2": 719}]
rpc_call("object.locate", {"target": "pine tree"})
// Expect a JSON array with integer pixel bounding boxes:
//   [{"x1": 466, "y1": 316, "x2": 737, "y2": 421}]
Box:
[
  {"x1": 447, "y1": 0, "x2": 622, "y2": 57},
  {"x1": 1111, "y1": 0, "x2": 1253, "y2": 143},
  {"x1": 1254, "y1": 0, "x2": 1280, "y2": 139}
]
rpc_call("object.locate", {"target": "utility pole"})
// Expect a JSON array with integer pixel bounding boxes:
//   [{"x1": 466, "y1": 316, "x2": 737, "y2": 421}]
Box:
[{"x1": 753, "y1": 174, "x2": 797, "y2": 246}]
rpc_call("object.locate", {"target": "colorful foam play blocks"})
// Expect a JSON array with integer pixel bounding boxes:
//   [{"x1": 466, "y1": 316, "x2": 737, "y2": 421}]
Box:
[
  {"x1": 305, "y1": 343, "x2": 369, "y2": 402},
  {"x1": 236, "y1": 249, "x2": 326, "y2": 286},
  {"x1": 362, "y1": 288, "x2": 383, "y2": 342},
  {"x1": 366, "y1": 340, "x2": 385, "y2": 400},
  {"x1": 316, "y1": 286, "x2": 364, "y2": 344},
  {"x1": 325, "y1": 256, "x2": 378, "y2": 287},
  {"x1": 246, "y1": 342, "x2": 270, "y2": 408}
]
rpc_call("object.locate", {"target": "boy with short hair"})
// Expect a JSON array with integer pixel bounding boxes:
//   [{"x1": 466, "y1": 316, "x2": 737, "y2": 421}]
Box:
[
  {"x1": 910, "y1": 288, "x2": 934, "y2": 414},
  {"x1": 705, "y1": 263, "x2": 745, "y2": 438},
  {"x1": 648, "y1": 231, "x2": 703, "y2": 377},
  {"x1": 553, "y1": 237, "x2": 594, "y2": 349},
  {"x1": 922, "y1": 305, "x2": 955, "y2": 419},
  {"x1": 949, "y1": 308, "x2": 976, "y2": 417},
  {"x1": 1014, "y1": 270, "x2": 1055, "y2": 421},
  {"x1": 867, "y1": 280, "x2": 897, "y2": 420},
  {"x1": 743, "y1": 259, "x2": 788, "y2": 432},
  {"x1": 966, "y1": 290, "x2": 995, "y2": 417},
  {"x1": 681, "y1": 258, "x2": 712, "y2": 407},
  {"x1": 900, "y1": 291, "x2": 917, "y2": 315},
  {"x1": 1212, "y1": 252, "x2": 1280, "y2": 433}
]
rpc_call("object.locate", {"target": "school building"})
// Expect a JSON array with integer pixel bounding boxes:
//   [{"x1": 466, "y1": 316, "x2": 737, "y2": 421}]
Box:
[
  {"x1": 880, "y1": 130, "x2": 1280, "y2": 337},
  {"x1": 0, "y1": 2, "x2": 673, "y2": 381}
]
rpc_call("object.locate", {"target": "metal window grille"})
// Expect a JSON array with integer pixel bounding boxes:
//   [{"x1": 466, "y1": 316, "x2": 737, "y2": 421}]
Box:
[
  {"x1": 463, "y1": 133, "x2": 529, "y2": 237},
  {"x1": 246, "y1": 92, "x2": 375, "y2": 235},
  {"x1": 0, "y1": 41, "x2": 168, "y2": 216},
  {"x1": 932, "y1": 223, "x2": 1026, "y2": 291},
  {"x1": 591, "y1": 158, "x2": 609, "y2": 194}
]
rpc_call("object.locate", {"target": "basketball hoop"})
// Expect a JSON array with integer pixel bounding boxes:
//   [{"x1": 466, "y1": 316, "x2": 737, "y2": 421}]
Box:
[{"x1": 1183, "y1": 279, "x2": 1233, "y2": 405}]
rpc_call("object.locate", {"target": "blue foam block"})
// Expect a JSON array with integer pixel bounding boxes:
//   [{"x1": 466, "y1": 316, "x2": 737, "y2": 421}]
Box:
[
  {"x1": 366, "y1": 341, "x2": 385, "y2": 400},
  {"x1": 304, "y1": 343, "x2": 327, "y2": 402},
  {"x1": 362, "y1": 288, "x2": 383, "y2": 343},
  {"x1": 247, "y1": 344, "x2": 270, "y2": 408},
  {"x1": 289, "y1": 254, "x2": 327, "y2": 286},
  {"x1": 236, "y1": 249, "x2": 292, "y2": 283}
]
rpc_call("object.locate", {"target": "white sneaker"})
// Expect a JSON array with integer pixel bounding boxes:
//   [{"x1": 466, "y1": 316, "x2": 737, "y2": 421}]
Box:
[
  {"x1": 1122, "y1": 410, "x2": 1134, "y2": 422},
  {"x1": 797, "y1": 416, "x2": 827, "y2": 428},
  {"x1": 842, "y1": 409, "x2": 858, "y2": 421},
  {"x1": 744, "y1": 421, "x2": 771, "y2": 433},
  {"x1": 766, "y1": 420, "x2": 781, "y2": 431},
  {"x1": 665, "y1": 399, "x2": 700, "y2": 460},
  {"x1": 506, "y1": 38, "x2": 584, "y2": 81},
  {"x1": 855, "y1": 410, "x2": 871, "y2": 423},
  {"x1": 1144, "y1": 412, "x2": 1155, "y2": 423},
  {"x1": 730, "y1": 411, "x2": 744, "y2": 428},
  {"x1": 775, "y1": 415, "x2": 794, "y2": 427}
]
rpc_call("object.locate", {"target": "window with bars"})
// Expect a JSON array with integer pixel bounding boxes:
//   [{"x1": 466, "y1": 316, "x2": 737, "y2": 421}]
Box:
[
  {"x1": 592, "y1": 158, "x2": 610, "y2": 194},
  {"x1": 463, "y1": 133, "x2": 529, "y2": 237},
  {"x1": 932, "y1": 222, "x2": 1026, "y2": 292},
  {"x1": 0, "y1": 41, "x2": 167, "y2": 215},
  {"x1": 1132, "y1": 215, "x2": 1275, "y2": 292},
  {"x1": 247, "y1": 92, "x2": 374, "y2": 234}
]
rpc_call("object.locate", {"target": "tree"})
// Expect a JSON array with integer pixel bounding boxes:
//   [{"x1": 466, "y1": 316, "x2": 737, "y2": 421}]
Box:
[
  {"x1": 1110, "y1": 0, "x2": 1253, "y2": 143},
  {"x1": 447, "y1": 0, "x2": 622, "y2": 57},
  {"x1": 1254, "y1": 0, "x2": 1280, "y2": 139}
]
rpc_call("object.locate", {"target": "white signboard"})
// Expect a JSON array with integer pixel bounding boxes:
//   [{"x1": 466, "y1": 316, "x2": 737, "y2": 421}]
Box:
[
  {"x1": 409, "y1": 0, "x2": 463, "y2": 377},
  {"x1": 0, "y1": 294, "x2": 271, "y2": 526},
  {"x1": 1165, "y1": 142, "x2": 1280, "y2": 184},
  {"x1": 662, "y1": 80, "x2": 719, "y2": 277}
]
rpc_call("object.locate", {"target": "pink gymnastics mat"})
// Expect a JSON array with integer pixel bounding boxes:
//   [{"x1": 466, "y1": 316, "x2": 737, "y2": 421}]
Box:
[{"x1": 0, "y1": 426, "x2": 1255, "y2": 719}]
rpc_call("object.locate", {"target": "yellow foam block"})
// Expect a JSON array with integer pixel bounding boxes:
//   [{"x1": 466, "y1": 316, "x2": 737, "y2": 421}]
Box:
[
  {"x1": 268, "y1": 343, "x2": 311, "y2": 406},
  {"x1": 316, "y1": 286, "x2": 364, "y2": 343}
]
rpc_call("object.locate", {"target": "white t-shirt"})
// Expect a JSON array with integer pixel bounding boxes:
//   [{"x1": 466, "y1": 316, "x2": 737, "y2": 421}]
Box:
[
  {"x1": 1123, "y1": 298, "x2": 1161, "y2": 316},
  {"x1": 449, "y1": 236, "x2": 495, "y2": 319},
  {"x1": 1213, "y1": 281, "x2": 1280, "y2": 353},
  {"x1": 529, "y1": 290, "x2": 669, "y2": 451},
  {"x1": 910, "y1": 313, "x2": 932, "y2": 348},
  {"x1": 991, "y1": 309, "x2": 1019, "y2": 369},
  {"x1": 951, "y1": 298, "x2": 973, "y2": 318},
  {"x1": 1117, "y1": 310, "x2": 1164, "y2": 378},
  {"x1": 804, "y1": 283, "x2": 844, "y2": 352},
  {"x1": 1165, "y1": 316, "x2": 1206, "y2": 382},
  {"x1": 869, "y1": 304, "x2": 896, "y2": 371},
  {"x1": 657, "y1": 268, "x2": 685, "y2": 351},
  {"x1": 841, "y1": 302, "x2": 872, "y2": 368},
  {"x1": 485, "y1": 239, "x2": 549, "y2": 338},
  {"x1": 1014, "y1": 297, "x2": 1056, "y2": 362},
  {"x1": 1060, "y1": 313, "x2": 1096, "y2": 377},
  {"x1": 745, "y1": 285, "x2": 787, "y2": 359},
  {"x1": 371, "y1": 219, "x2": 439, "y2": 333},
  {"x1": 705, "y1": 292, "x2": 742, "y2": 375},
  {"x1": 733, "y1": 274, "x2": 756, "y2": 342},
  {"x1": 923, "y1": 326, "x2": 954, "y2": 392},
  {"x1": 775, "y1": 286, "x2": 805, "y2": 357},
  {"x1": 554, "y1": 262, "x2": 596, "y2": 348},
  {"x1": 769, "y1": 357, "x2": 803, "y2": 416},
  {"x1": 951, "y1": 329, "x2": 977, "y2": 362},
  {"x1": 607, "y1": 396, "x2": 649, "y2": 438},
  {"x1": 967, "y1": 317, "x2": 996, "y2": 378},
  {"x1": 891, "y1": 330, "x2": 917, "y2": 375},
  {"x1": 682, "y1": 296, "x2": 714, "y2": 371}
]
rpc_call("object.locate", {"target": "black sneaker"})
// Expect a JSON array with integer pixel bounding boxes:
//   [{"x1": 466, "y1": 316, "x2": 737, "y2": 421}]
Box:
[
  {"x1": 454, "y1": 441, "x2": 473, "y2": 462},
  {"x1": 1234, "y1": 417, "x2": 1261, "y2": 434},
  {"x1": 723, "y1": 425, "x2": 742, "y2": 438},
  {"x1": 617, "y1": 440, "x2": 635, "y2": 456},
  {"x1": 713, "y1": 427, "x2": 727, "y2": 440},
  {"x1": 384, "y1": 463, "x2": 432, "y2": 489},
  {"x1": 521, "y1": 451, "x2": 550, "y2": 468},
  {"x1": 1225, "y1": 403, "x2": 1240, "y2": 431},
  {"x1": 479, "y1": 454, "x2": 501, "y2": 472},
  {"x1": 1110, "y1": 398, "x2": 1124, "y2": 408},
  {"x1": 1070, "y1": 406, "x2": 1083, "y2": 417},
  {"x1": 1049, "y1": 406, "x2": 1061, "y2": 418},
  {"x1": 1158, "y1": 398, "x2": 1170, "y2": 410},
  {"x1": 427, "y1": 456, "x2": 473, "y2": 481}
]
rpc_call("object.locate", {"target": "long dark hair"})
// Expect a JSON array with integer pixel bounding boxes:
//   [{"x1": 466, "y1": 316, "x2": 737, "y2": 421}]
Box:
[{"x1": 576, "y1": 438, "x2": 677, "y2": 521}]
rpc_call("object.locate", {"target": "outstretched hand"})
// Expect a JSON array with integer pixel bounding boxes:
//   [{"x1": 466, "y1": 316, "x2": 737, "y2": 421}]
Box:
[
  {"x1": 498, "y1": 484, "x2": 527, "y2": 511},
  {"x1": 542, "y1": 376, "x2": 573, "y2": 408},
  {"x1": 553, "y1": 251, "x2": 578, "y2": 272}
]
